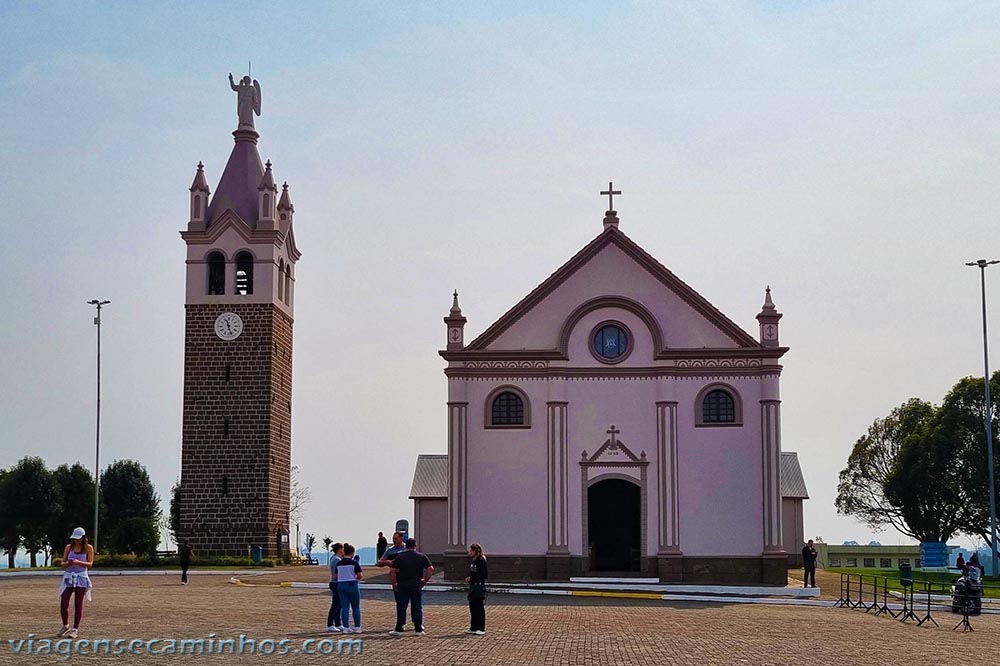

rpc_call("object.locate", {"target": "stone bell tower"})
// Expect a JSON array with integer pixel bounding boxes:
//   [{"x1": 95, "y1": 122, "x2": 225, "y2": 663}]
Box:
[{"x1": 178, "y1": 74, "x2": 301, "y2": 558}]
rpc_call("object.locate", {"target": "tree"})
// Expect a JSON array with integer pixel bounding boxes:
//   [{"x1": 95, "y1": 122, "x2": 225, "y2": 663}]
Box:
[
  {"x1": 100, "y1": 460, "x2": 160, "y2": 554},
  {"x1": 0, "y1": 469, "x2": 21, "y2": 569},
  {"x1": 4, "y1": 457, "x2": 60, "y2": 567},
  {"x1": 323, "y1": 536, "x2": 333, "y2": 557},
  {"x1": 304, "y1": 533, "x2": 316, "y2": 557},
  {"x1": 936, "y1": 371, "x2": 1000, "y2": 549},
  {"x1": 168, "y1": 481, "x2": 181, "y2": 545},
  {"x1": 46, "y1": 464, "x2": 96, "y2": 564},
  {"x1": 883, "y1": 408, "x2": 966, "y2": 543},
  {"x1": 836, "y1": 399, "x2": 959, "y2": 541},
  {"x1": 288, "y1": 465, "x2": 311, "y2": 529},
  {"x1": 110, "y1": 517, "x2": 160, "y2": 556}
]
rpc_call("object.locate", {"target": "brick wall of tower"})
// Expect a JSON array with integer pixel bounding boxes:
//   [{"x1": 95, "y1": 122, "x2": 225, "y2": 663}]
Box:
[{"x1": 178, "y1": 302, "x2": 293, "y2": 558}]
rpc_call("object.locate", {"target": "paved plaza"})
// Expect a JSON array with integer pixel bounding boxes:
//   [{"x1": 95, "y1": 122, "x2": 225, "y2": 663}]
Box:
[{"x1": 0, "y1": 568, "x2": 996, "y2": 665}]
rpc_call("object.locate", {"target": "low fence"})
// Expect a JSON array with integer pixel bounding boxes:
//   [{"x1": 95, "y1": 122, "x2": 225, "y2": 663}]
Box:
[{"x1": 833, "y1": 571, "x2": 995, "y2": 632}]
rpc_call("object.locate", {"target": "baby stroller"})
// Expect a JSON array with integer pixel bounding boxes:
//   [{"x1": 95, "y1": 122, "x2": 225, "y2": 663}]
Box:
[{"x1": 951, "y1": 566, "x2": 983, "y2": 616}]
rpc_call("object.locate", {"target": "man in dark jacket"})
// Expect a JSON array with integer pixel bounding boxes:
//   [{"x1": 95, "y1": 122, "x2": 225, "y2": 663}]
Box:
[{"x1": 802, "y1": 540, "x2": 817, "y2": 588}]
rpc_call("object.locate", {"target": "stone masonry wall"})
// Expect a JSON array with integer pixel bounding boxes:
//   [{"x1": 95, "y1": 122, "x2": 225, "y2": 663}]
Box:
[{"x1": 179, "y1": 303, "x2": 293, "y2": 557}]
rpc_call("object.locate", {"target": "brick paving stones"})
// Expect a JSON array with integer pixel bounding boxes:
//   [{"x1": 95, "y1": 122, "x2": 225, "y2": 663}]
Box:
[{"x1": 0, "y1": 570, "x2": 995, "y2": 665}]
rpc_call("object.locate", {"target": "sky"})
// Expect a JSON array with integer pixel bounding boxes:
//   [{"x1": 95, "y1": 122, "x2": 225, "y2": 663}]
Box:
[{"x1": 1, "y1": 1, "x2": 998, "y2": 554}]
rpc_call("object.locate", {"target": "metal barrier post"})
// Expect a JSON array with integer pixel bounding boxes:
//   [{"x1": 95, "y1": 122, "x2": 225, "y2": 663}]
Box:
[
  {"x1": 916, "y1": 580, "x2": 938, "y2": 627},
  {"x1": 864, "y1": 575, "x2": 877, "y2": 613},
  {"x1": 898, "y1": 580, "x2": 918, "y2": 623},
  {"x1": 853, "y1": 574, "x2": 866, "y2": 609},
  {"x1": 874, "y1": 576, "x2": 892, "y2": 617},
  {"x1": 834, "y1": 572, "x2": 849, "y2": 608}
]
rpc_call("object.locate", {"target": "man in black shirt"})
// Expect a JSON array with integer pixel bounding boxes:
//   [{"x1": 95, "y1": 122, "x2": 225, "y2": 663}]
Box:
[
  {"x1": 802, "y1": 539, "x2": 817, "y2": 588},
  {"x1": 388, "y1": 538, "x2": 434, "y2": 636},
  {"x1": 179, "y1": 540, "x2": 195, "y2": 585}
]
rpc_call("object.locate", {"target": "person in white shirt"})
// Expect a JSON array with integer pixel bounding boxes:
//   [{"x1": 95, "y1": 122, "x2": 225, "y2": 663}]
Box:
[
  {"x1": 336, "y1": 543, "x2": 364, "y2": 633},
  {"x1": 326, "y1": 543, "x2": 344, "y2": 632}
]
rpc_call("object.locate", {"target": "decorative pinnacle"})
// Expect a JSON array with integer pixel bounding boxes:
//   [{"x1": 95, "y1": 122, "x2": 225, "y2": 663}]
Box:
[
  {"x1": 277, "y1": 181, "x2": 294, "y2": 211},
  {"x1": 451, "y1": 290, "x2": 462, "y2": 315},
  {"x1": 259, "y1": 160, "x2": 277, "y2": 190},
  {"x1": 190, "y1": 161, "x2": 209, "y2": 192},
  {"x1": 762, "y1": 285, "x2": 775, "y2": 310}
]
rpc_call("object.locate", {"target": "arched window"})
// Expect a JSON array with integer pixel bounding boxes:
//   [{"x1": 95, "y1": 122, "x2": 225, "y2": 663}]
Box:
[
  {"x1": 696, "y1": 384, "x2": 743, "y2": 426},
  {"x1": 277, "y1": 258, "x2": 285, "y2": 301},
  {"x1": 192, "y1": 195, "x2": 201, "y2": 220},
  {"x1": 207, "y1": 252, "x2": 225, "y2": 295},
  {"x1": 235, "y1": 251, "x2": 254, "y2": 295},
  {"x1": 284, "y1": 264, "x2": 292, "y2": 304},
  {"x1": 263, "y1": 193, "x2": 271, "y2": 218},
  {"x1": 491, "y1": 391, "x2": 525, "y2": 426}
]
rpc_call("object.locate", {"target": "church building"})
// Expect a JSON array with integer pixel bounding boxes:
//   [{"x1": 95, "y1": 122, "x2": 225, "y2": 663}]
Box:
[
  {"x1": 418, "y1": 196, "x2": 804, "y2": 584},
  {"x1": 177, "y1": 77, "x2": 300, "y2": 558}
]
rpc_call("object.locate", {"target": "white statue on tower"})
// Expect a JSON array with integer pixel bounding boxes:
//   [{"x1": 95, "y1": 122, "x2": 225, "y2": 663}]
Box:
[{"x1": 229, "y1": 72, "x2": 261, "y2": 129}]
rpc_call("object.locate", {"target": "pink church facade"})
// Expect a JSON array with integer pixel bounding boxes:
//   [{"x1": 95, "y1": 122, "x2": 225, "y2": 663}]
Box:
[{"x1": 436, "y1": 210, "x2": 789, "y2": 584}]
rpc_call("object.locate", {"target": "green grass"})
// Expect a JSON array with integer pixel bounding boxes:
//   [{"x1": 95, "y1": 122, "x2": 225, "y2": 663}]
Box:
[{"x1": 826, "y1": 567, "x2": 1000, "y2": 598}]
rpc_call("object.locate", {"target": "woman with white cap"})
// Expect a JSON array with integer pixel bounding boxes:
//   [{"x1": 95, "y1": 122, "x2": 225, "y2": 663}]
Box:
[{"x1": 57, "y1": 527, "x2": 94, "y2": 638}]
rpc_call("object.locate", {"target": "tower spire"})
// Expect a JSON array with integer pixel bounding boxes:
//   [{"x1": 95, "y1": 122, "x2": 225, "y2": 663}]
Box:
[
  {"x1": 445, "y1": 290, "x2": 467, "y2": 350},
  {"x1": 756, "y1": 286, "x2": 782, "y2": 347}
]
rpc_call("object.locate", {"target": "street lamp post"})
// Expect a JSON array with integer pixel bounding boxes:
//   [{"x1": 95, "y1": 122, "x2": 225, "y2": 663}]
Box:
[
  {"x1": 966, "y1": 259, "x2": 999, "y2": 576},
  {"x1": 87, "y1": 299, "x2": 110, "y2": 552}
]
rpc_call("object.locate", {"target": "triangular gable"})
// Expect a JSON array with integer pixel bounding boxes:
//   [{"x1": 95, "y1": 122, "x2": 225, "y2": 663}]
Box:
[
  {"x1": 466, "y1": 227, "x2": 759, "y2": 350},
  {"x1": 182, "y1": 208, "x2": 293, "y2": 253},
  {"x1": 581, "y1": 428, "x2": 647, "y2": 466}
]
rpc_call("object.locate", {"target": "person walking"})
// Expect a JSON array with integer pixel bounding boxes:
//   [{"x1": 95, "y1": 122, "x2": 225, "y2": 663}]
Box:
[
  {"x1": 376, "y1": 532, "x2": 388, "y2": 560},
  {"x1": 388, "y1": 538, "x2": 434, "y2": 636},
  {"x1": 326, "y1": 542, "x2": 344, "y2": 632},
  {"x1": 801, "y1": 539, "x2": 817, "y2": 588},
  {"x1": 179, "y1": 539, "x2": 195, "y2": 585},
  {"x1": 465, "y1": 543, "x2": 488, "y2": 635},
  {"x1": 57, "y1": 527, "x2": 94, "y2": 638},
  {"x1": 336, "y1": 543, "x2": 364, "y2": 633}
]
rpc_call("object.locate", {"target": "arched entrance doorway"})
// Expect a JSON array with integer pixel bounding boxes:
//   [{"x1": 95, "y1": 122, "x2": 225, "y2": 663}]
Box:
[{"x1": 587, "y1": 478, "x2": 641, "y2": 571}]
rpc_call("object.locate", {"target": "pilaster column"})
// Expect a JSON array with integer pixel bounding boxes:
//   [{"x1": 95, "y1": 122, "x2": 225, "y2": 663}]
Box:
[
  {"x1": 446, "y1": 401, "x2": 468, "y2": 551},
  {"x1": 546, "y1": 402, "x2": 569, "y2": 553},
  {"x1": 656, "y1": 401, "x2": 681, "y2": 554},
  {"x1": 760, "y1": 400, "x2": 783, "y2": 554}
]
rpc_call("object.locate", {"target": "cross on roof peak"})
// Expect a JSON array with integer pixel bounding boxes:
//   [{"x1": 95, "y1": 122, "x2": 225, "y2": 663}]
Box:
[
  {"x1": 600, "y1": 182, "x2": 621, "y2": 212},
  {"x1": 607, "y1": 425, "x2": 620, "y2": 445}
]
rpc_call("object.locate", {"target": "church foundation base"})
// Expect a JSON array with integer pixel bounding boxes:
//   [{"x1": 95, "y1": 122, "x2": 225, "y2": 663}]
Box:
[
  {"x1": 655, "y1": 554, "x2": 684, "y2": 581},
  {"x1": 444, "y1": 553, "x2": 788, "y2": 584},
  {"x1": 654, "y1": 555, "x2": 789, "y2": 585},
  {"x1": 761, "y1": 553, "x2": 789, "y2": 586},
  {"x1": 545, "y1": 553, "x2": 571, "y2": 580},
  {"x1": 445, "y1": 554, "x2": 549, "y2": 582}
]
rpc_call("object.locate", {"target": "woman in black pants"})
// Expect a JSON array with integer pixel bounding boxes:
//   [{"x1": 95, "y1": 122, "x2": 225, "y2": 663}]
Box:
[{"x1": 465, "y1": 543, "x2": 488, "y2": 635}]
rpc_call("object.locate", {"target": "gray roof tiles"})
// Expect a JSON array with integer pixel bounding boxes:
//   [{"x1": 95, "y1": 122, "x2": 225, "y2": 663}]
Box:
[
  {"x1": 409, "y1": 454, "x2": 448, "y2": 499},
  {"x1": 780, "y1": 451, "x2": 809, "y2": 499}
]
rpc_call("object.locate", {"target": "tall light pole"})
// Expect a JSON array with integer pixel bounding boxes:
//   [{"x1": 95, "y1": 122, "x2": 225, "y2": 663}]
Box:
[
  {"x1": 966, "y1": 259, "x2": 999, "y2": 576},
  {"x1": 87, "y1": 299, "x2": 110, "y2": 552}
]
